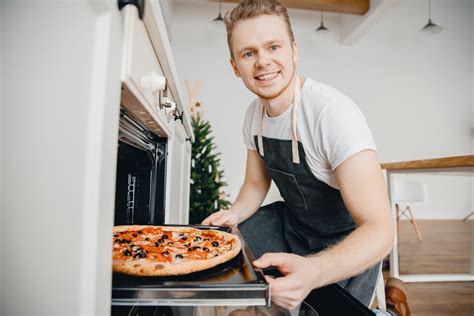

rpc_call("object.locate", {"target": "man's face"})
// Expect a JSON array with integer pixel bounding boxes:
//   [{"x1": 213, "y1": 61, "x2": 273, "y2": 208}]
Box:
[{"x1": 229, "y1": 14, "x2": 297, "y2": 100}]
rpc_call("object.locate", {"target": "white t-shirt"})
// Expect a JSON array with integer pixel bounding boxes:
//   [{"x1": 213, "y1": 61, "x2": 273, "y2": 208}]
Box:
[{"x1": 243, "y1": 78, "x2": 377, "y2": 189}]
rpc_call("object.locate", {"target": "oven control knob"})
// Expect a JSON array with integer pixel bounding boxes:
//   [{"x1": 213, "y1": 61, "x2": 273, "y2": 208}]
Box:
[{"x1": 140, "y1": 72, "x2": 166, "y2": 94}]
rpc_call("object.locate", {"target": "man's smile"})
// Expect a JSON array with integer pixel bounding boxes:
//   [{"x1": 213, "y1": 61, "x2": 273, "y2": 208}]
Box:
[{"x1": 255, "y1": 71, "x2": 280, "y2": 81}]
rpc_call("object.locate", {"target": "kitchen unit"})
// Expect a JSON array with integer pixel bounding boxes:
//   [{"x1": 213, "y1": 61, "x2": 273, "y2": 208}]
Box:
[{"x1": 1, "y1": 0, "x2": 193, "y2": 314}]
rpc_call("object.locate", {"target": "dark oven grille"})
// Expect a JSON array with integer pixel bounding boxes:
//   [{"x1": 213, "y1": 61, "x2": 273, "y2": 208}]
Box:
[{"x1": 115, "y1": 111, "x2": 167, "y2": 226}]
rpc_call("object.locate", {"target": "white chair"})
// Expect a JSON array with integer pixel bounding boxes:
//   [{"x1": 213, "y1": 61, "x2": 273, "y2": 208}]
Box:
[
  {"x1": 370, "y1": 262, "x2": 386, "y2": 312},
  {"x1": 392, "y1": 177, "x2": 427, "y2": 241}
]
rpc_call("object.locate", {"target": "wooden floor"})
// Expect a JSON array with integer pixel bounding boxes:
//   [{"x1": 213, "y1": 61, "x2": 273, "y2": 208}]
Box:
[{"x1": 391, "y1": 220, "x2": 474, "y2": 316}]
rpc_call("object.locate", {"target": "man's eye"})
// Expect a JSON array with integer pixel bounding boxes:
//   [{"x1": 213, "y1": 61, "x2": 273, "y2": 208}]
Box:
[
  {"x1": 244, "y1": 51, "x2": 254, "y2": 58},
  {"x1": 270, "y1": 45, "x2": 280, "y2": 51}
]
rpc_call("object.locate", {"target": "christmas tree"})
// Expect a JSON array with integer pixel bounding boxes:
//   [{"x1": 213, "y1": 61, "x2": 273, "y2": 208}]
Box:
[{"x1": 189, "y1": 104, "x2": 231, "y2": 224}]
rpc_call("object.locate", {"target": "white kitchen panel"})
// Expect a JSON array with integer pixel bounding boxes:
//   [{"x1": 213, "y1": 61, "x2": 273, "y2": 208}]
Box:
[
  {"x1": 180, "y1": 140, "x2": 192, "y2": 224},
  {"x1": 120, "y1": 4, "x2": 173, "y2": 137},
  {"x1": 1, "y1": 1, "x2": 122, "y2": 315},
  {"x1": 165, "y1": 120, "x2": 191, "y2": 224}
]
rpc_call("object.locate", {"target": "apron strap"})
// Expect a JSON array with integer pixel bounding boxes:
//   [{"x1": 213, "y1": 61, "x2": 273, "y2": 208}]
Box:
[
  {"x1": 258, "y1": 105, "x2": 265, "y2": 157},
  {"x1": 257, "y1": 76, "x2": 301, "y2": 164},
  {"x1": 291, "y1": 77, "x2": 301, "y2": 164}
]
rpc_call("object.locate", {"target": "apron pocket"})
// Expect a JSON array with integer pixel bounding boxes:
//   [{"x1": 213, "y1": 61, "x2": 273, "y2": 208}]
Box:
[{"x1": 267, "y1": 167, "x2": 308, "y2": 210}]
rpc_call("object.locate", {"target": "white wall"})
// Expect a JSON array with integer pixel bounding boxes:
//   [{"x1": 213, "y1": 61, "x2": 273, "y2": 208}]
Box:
[
  {"x1": 160, "y1": 0, "x2": 174, "y2": 40},
  {"x1": 170, "y1": 0, "x2": 473, "y2": 219},
  {"x1": 0, "y1": 1, "x2": 4, "y2": 313}
]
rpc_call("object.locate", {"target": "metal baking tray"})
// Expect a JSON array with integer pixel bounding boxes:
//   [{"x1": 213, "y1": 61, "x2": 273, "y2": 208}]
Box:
[{"x1": 111, "y1": 225, "x2": 270, "y2": 306}]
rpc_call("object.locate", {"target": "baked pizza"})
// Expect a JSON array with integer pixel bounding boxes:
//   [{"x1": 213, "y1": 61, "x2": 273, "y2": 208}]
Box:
[{"x1": 112, "y1": 225, "x2": 241, "y2": 276}]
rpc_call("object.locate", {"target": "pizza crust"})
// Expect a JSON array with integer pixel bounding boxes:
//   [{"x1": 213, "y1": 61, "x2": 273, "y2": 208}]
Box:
[{"x1": 112, "y1": 225, "x2": 241, "y2": 276}]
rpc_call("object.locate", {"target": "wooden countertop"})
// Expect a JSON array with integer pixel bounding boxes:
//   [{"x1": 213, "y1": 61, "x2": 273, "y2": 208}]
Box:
[{"x1": 381, "y1": 155, "x2": 474, "y2": 171}]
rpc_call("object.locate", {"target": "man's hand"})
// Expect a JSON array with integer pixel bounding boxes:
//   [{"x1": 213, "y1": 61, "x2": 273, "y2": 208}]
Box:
[
  {"x1": 253, "y1": 253, "x2": 318, "y2": 310},
  {"x1": 201, "y1": 209, "x2": 241, "y2": 226}
]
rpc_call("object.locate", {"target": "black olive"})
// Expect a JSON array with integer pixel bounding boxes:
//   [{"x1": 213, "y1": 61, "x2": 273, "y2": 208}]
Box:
[
  {"x1": 213, "y1": 254, "x2": 219, "y2": 257},
  {"x1": 114, "y1": 239, "x2": 121, "y2": 243},
  {"x1": 130, "y1": 243, "x2": 135, "y2": 247},
  {"x1": 122, "y1": 239, "x2": 131, "y2": 244},
  {"x1": 212, "y1": 241, "x2": 219, "y2": 247},
  {"x1": 189, "y1": 246, "x2": 200, "y2": 251},
  {"x1": 167, "y1": 241, "x2": 174, "y2": 245},
  {"x1": 155, "y1": 242, "x2": 160, "y2": 247},
  {"x1": 113, "y1": 234, "x2": 118, "y2": 238},
  {"x1": 180, "y1": 236, "x2": 188, "y2": 241},
  {"x1": 145, "y1": 237, "x2": 150, "y2": 241},
  {"x1": 132, "y1": 233, "x2": 137, "y2": 237},
  {"x1": 175, "y1": 254, "x2": 183, "y2": 259},
  {"x1": 162, "y1": 234, "x2": 169, "y2": 240},
  {"x1": 138, "y1": 231, "x2": 143, "y2": 234},
  {"x1": 179, "y1": 233, "x2": 184, "y2": 236},
  {"x1": 162, "y1": 251, "x2": 170, "y2": 256},
  {"x1": 122, "y1": 249, "x2": 132, "y2": 256},
  {"x1": 134, "y1": 252, "x2": 146, "y2": 258},
  {"x1": 157, "y1": 239, "x2": 164, "y2": 243},
  {"x1": 194, "y1": 236, "x2": 202, "y2": 242},
  {"x1": 204, "y1": 238, "x2": 210, "y2": 241},
  {"x1": 203, "y1": 247, "x2": 210, "y2": 252}
]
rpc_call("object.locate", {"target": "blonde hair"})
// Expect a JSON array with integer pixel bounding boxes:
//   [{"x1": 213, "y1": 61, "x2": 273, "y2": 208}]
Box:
[{"x1": 225, "y1": 0, "x2": 295, "y2": 58}]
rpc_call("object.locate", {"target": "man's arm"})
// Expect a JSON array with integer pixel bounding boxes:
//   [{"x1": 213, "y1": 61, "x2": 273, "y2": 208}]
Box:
[
  {"x1": 310, "y1": 149, "x2": 394, "y2": 283},
  {"x1": 202, "y1": 149, "x2": 271, "y2": 226},
  {"x1": 253, "y1": 149, "x2": 394, "y2": 309}
]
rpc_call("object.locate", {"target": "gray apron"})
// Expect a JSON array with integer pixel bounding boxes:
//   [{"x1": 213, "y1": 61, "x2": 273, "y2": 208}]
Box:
[{"x1": 239, "y1": 78, "x2": 380, "y2": 306}]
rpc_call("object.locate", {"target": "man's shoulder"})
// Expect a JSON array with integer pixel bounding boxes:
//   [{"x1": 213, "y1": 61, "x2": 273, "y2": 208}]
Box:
[
  {"x1": 301, "y1": 79, "x2": 358, "y2": 116},
  {"x1": 243, "y1": 98, "x2": 261, "y2": 122},
  {"x1": 245, "y1": 97, "x2": 261, "y2": 113},
  {"x1": 302, "y1": 78, "x2": 352, "y2": 103}
]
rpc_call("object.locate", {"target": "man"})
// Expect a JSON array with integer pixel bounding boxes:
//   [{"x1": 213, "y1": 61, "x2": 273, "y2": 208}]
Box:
[{"x1": 202, "y1": 0, "x2": 394, "y2": 310}]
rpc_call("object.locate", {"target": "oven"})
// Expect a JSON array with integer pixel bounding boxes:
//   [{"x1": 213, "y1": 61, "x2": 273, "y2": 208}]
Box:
[{"x1": 111, "y1": 1, "x2": 273, "y2": 315}]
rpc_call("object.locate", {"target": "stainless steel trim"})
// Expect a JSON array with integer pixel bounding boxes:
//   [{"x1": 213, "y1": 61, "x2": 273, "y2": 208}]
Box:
[
  {"x1": 119, "y1": 114, "x2": 156, "y2": 152},
  {"x1": 111, "y1": 299, "x2": 267, "y2": 307}
]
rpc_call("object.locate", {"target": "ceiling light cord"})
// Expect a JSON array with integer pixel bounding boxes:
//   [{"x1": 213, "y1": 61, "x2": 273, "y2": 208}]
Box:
[{"x1": 428, "y1": 0, "x2": 432, "y2": 20}]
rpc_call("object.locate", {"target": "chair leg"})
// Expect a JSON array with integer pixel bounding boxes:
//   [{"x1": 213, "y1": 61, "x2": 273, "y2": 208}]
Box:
[
  {"x1": 374, "y1": 264, "x2": 386, "y2": 311},
  {"x1": 396, "y1": 204, "x2": 401, "y2": 240},
  {"x1": 406, "y1": 206, "x2": 423, "y2": 241}
]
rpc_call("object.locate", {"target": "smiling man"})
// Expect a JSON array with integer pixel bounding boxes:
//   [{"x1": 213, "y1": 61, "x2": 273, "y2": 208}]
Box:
[{"x1": 202, "y1": 0, "x2": 394, "y2": 310}]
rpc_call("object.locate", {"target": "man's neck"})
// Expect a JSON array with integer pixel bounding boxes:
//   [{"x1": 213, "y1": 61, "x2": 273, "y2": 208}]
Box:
[{"x1": 261, "y1": 75, "x2": 299, "y2": 118}]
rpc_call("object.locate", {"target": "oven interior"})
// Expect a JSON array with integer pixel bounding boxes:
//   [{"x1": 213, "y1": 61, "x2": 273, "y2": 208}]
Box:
[{"x1": 115, "y1": 111, "x2": 167, "y2": 226}]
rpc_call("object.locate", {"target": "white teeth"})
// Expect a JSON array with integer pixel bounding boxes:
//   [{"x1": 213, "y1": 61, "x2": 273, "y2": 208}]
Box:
[{"x1": 256, "y1": 72, "x2": 278, "y2": 81}]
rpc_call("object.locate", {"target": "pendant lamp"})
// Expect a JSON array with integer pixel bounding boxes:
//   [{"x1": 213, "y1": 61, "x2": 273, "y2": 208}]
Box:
[
  {"x1": 311, "y1": 11, "x2": 332, "y2": 40},
  {"x1": 208, "y1": 0, "x2": 225, "y2": 33},
  {"x1": 419, "y1": 0, "x2": 443, "y2": 35}
]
